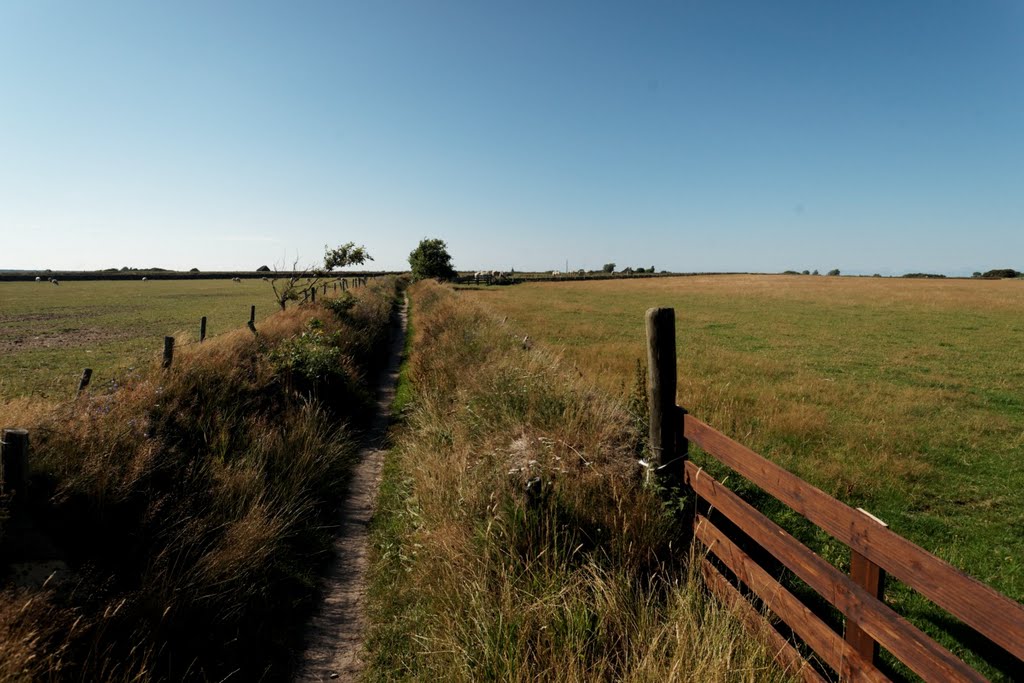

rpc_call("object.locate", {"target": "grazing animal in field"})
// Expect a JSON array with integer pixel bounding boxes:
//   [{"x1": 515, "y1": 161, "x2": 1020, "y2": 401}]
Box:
[
  {"x1": 50, "y1": 278, "x2": 59, "y2": 285},
  {"x1": 141, "y1": 277, "x2": 148, "y2": 281},
  {"x1": 35, "y1": 276, "x2": 41, "y2": 282},
  {"x1": 231, "y1": 277, "x2": 241, "y2": 283}
]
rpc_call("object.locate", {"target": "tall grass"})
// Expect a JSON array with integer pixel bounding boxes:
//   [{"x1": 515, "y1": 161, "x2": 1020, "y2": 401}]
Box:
[
  {"x1": 0, "y1": 277, "x2": 400, "y2": 681},
  {"x1": 365, "y1": 281, "x2": 792, "y2": 682}
]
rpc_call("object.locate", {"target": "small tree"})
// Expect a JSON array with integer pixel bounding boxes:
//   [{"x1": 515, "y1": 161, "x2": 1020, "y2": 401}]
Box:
[
  {"x1": 827, "y1": 269, "x2": 840, "y2": 276},
  {"x1": 812, "y1": 269, "x2": 820, "y2": 275},
  {"x1": 602, "y1": 263, "x2": 616, "y2": 273},
  {"x1": 409, "y1": 238, "x2": 457, "y2": 281},
  {"x1": 270, "y1": 243, "x2": 372, "y2": 310}
]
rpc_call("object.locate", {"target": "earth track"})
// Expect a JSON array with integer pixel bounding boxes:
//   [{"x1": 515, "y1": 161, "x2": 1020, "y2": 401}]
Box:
[{"x1": 295, "y1": 296, "x2": 408, "y2": 682}]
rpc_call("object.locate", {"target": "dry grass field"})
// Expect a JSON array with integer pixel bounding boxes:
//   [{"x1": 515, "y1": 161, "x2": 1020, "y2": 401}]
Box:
[
  {"x1": 459, "y1": 275, "x2": 1024, "y2": 612},
  {"x1": 0, "y1": 278, "x2": 336, "y2": 401}
]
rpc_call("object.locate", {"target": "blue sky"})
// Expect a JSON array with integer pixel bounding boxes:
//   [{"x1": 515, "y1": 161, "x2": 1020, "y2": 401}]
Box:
[{"x1": 1, "y1": 1, "x2": 1021, "y2": 275}]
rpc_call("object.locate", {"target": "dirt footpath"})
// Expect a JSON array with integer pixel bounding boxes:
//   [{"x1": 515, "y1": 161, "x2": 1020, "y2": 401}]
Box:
[{"x1": 296, "y1": 296, "x2": 408, "y2": 682}]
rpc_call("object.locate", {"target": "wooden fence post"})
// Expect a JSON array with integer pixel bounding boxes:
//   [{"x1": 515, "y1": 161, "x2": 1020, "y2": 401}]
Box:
[
  {"x1": 311, "y1": 287, "x2": 316, "y2": 303},
  {"x1": 78, "y1": 368, "x2": 92, "y2": 393},
  {"x1": 249, "y1": 306, "x2": 256, "y2": 325},
  {"x1": 846, "y1": 509, "x2": 888, "y2": 664},
  {"x1": 200, "y1": 316, "x2": 207, "y2": 342},
  {"x1": 1, "y1": 428, "x2": 29, "y2": 497},
  {"x1": 646, "y1": 307, "x2": 682, "y2": 486},
  {"x1": 163, "y1": 336, "x2": 174, "y2": 369}
]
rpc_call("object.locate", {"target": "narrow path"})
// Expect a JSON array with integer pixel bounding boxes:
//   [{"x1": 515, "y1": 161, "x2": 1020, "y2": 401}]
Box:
[{"x1": 296, "y1": 296, "x2": 408, "y2": 682}]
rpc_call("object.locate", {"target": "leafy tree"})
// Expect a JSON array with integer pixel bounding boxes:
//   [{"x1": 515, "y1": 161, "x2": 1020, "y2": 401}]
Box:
[
  {"x1": 270, "y1": 242, "x2": 373, "y2": 310},
  {"x1": 812, "y1": 269, "x2": 819, "y2": 275},
  {"x1": 409, "y1": 238, "x2": 457, "y2": 281},
  {"x1": 602, "y1": 263, "x2": 616, "y2": 273},
  {"x1": 827, "y1": 269, "x2": 840, "y2": 276},
  {"x1": 982, "y1": 268, "x2": 1019, "y2": 279},
  {"x1": 802, "y1": 270, "x2": 810, "y2": 275}
]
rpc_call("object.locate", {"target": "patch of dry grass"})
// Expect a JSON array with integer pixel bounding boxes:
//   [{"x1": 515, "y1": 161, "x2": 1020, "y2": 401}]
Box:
[
  {"x1": 459, "y1": 275, "x2": 1024, "y2": 678},
  {"x1": 366, "y1": 281, "x2": 794, "y2": 682},
  {"x1": 0, "y1": 278, "x2": 400, "y2": 681}
]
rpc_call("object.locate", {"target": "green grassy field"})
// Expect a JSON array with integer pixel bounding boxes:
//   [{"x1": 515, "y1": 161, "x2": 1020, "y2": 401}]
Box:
[
  {"x1": 0, "y1": 279, "x2": 327, "y2": 400},
  {"x1": 460, "y1": 274, "x2": 1024, "y2": 674}
]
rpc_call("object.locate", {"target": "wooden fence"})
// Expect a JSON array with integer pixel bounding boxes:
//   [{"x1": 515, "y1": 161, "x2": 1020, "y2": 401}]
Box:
[{"x1": 645, "y1": 307, "x2": 1024, "y2": 682}]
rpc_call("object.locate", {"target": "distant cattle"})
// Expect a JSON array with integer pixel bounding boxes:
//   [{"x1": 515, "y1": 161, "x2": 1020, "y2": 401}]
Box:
[
  {"x1": 141, "y1": 277, "x2": 148, "y2": 281},
  {"x1": 231, "y1": 277, "x2": 241, "y2": 283},
  {"x1": 35, "y1": 276, "x2": 41, "y2": 282},
  {"x1": 49, "y1": 278, "x2": 59, "y2": 285}
]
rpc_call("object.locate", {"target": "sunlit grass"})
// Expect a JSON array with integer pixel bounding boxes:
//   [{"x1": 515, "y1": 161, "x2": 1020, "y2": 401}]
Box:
[
  {"x1": 0, "y1": 278, "x2": 349, "y2": 400},
  {"x1": 365, "y1": 281, "x2": 795, "y2": 682},
  {"x1": 460, "y1": 274, "x2": 1024, "y2": 676}
]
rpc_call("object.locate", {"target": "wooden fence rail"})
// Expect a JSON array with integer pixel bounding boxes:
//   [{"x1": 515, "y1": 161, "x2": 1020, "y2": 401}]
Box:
[{"x1": 646, "y1": 307, "x2": 1024, "y2": 682}]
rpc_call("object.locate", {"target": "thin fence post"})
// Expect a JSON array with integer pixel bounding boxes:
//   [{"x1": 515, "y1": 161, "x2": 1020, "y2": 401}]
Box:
[
  {"x1": 249, "y1": 306, "x2": 256, "y2": 325},
  {"x1": 646, "y1": 307, "x2": 682, "y2": 487},
  {"x1": 200, "y1": 316, "x2": 207, "y2": 342},
  {"x1": 163, "y1": 336, "x2": 174, "y2": 369},
  {"x1": 846, "y1": 510, "x2": 888, "y2": 665},
  {"x1": 78, "y1": 368, "x2": 92, "y2": 393},
  {"x1": 1, "y1": 428, "x2": 29, "y2": 497},
  {"x1": 311, "y1": 287, "x2": 316, "y2": 303}
]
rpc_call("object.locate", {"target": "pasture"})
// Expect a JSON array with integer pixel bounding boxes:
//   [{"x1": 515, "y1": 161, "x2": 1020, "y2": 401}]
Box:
[
  {"x1": 459, "y1": 275, "x2": 1024, "y2": 605},
  {"x1": 0, "y1": 278, "x2": 286, "y2": 400}
]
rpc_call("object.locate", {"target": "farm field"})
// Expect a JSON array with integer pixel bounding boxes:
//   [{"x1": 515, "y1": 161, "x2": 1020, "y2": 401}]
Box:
[
  {"x1": 459, "y1": 274, "x2": 1024, "y2": 608},
  {"x1": 0, "y1": 278, "x2": 322, "y2": 400}
]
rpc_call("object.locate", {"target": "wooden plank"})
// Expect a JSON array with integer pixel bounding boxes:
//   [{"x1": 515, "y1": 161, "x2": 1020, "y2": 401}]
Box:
[
  {"x1": 684, "y1": 413, "x2": 1024, "y2": 663},
  {"x1": 847, "y1": 550, "x2": 886, "y2": 664},
  {"x1": 686, "y1": 461, "x2": 986, "y2": 683},
  {"x1": 696, "y1": 516, "x2": 888, "y2": 683},
  {"x1": 701, "y1": 558, "x2": 827, "y2": 683}
]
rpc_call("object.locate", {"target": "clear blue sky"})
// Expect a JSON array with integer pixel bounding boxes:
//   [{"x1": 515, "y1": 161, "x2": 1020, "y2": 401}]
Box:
[{"x1": 2, "y1": 1, "x2": 1021, "y2": 275}]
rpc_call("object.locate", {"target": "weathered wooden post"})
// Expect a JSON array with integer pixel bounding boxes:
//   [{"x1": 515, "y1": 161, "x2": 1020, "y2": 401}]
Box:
[
  {"x1": 1, "y1": 428, "x2": 29, "y2": 497},
  {"x1": 846, "y1": 509, "x2": 888, "y2": 664},
  {"x1": 646, "y1": 307, "x2": 684, "y2": 487},
  {"x1": 78, "y1": 368, "x2": 92, "y2": 393},
  {"x1": 310, "y1": 286, "x2": 316, "y2": 303},
  {"x1": 249, "y1": 305, "x2": 256, "y2": 326},
  {"x1": 163, "y1": 336, "x2": 174, "y2": 369},
  {"x1": 200, "y1": 316, "x2": 207, "y2": 342}
]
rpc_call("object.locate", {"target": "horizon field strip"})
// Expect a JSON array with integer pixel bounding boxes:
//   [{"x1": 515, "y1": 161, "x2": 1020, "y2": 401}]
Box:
[{"x1": 0, "y1": 279, "x2": 309, "y2": 400}]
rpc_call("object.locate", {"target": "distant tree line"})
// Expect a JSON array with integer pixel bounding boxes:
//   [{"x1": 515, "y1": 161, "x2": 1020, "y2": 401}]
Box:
[{"x1": 973, "y1": 269, "x2": 1020, "y2": 279}]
